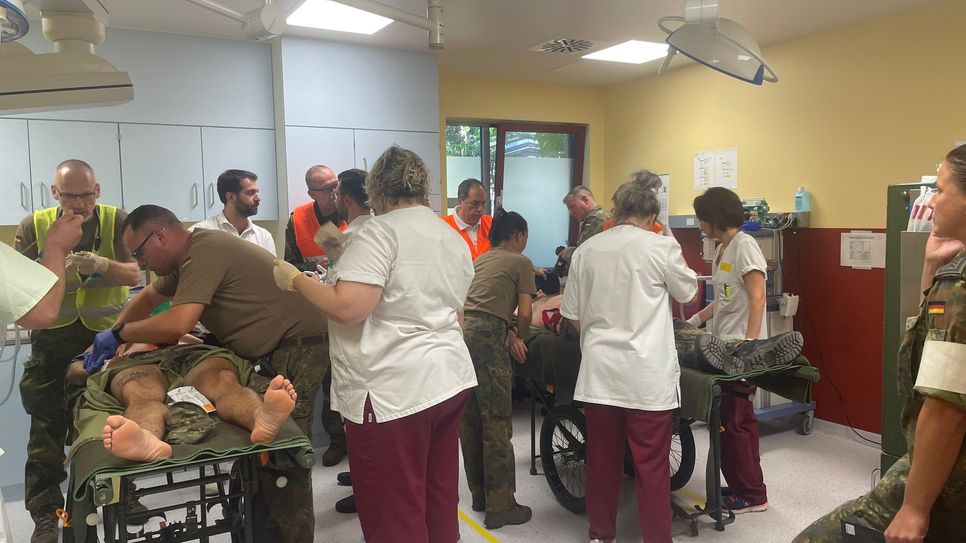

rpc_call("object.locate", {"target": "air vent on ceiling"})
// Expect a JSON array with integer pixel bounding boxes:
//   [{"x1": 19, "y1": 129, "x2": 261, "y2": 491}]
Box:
[{"x1": 530, "y1": 36, "x2": 595, "y2": 54}]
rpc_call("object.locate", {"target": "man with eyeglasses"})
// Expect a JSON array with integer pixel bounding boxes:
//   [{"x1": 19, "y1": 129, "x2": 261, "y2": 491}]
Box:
[
  {"x1": 14, "y1": 159, "x2": 140, "y2": 543},
  {"x1": 443, "y1": 178, "x2": 492, "y2": 260},
  {"x1": 284, "y1": 164, "x2": 347, "y2": 273},
  {"x1": 281, "y1": 164, "x2": 348, "y2": 468}
]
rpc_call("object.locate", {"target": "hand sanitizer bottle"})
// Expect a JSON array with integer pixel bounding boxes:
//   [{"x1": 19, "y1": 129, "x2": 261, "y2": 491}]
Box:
[{"x1": 794, "y1": 187, "x2": 810, "y2": 212}]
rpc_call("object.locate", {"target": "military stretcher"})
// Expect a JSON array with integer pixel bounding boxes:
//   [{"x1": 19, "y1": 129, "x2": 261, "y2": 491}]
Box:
[{"x1": 516, "y1": 327, "x2": 819, "y2": 536}]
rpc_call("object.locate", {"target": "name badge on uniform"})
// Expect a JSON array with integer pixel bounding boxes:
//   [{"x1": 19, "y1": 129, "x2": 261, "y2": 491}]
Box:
[
  {"x1": 719, "y1": 262, "x2": 733, "y2": 272},
  {"x1": 927, "y1": 329, "x2": 947, "y2": 341},
  {"x1": 928, "y1": 301, "x2": 945, "y2": 315}
]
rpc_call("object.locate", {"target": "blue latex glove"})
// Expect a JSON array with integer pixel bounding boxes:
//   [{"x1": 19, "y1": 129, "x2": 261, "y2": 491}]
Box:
[{"x1": 84, "y1": 328, "x2": 120, "y2": 373}]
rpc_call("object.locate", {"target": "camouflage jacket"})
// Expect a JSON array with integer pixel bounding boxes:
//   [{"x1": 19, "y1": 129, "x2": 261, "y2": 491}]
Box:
[{"x1": 576, "y1": 206, "x2": 611, "y2": 247}]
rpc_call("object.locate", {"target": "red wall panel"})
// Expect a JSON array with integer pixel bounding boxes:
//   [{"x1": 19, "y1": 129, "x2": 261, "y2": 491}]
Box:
[{"x1": 674, "y1": 227, "x2": 885, "y2": 433}]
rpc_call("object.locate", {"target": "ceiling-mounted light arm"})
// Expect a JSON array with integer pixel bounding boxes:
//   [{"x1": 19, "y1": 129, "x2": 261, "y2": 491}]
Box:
[
  {"x1": 184, "y1": 0, "x2": 246, "y2": 23},
  {"x1": 330, "y1": 0, "x2": 443, "y2": 49},
  {"x1": 657, "y1": 14, "x2": 779, "y2": 84}
]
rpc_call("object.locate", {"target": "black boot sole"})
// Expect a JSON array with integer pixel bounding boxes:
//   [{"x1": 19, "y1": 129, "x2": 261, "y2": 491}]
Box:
[
  {"x1": 697, "y1": 335, "x2": 745, "y2": 375},
  {"x1": 734, "y1": 332, "x2": 804, "y2": 370}
]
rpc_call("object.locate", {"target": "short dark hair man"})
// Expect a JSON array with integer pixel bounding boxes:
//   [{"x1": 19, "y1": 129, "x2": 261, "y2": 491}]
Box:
[{"x1": 191, "y1": 169, "x2": 276, "y2": 255}]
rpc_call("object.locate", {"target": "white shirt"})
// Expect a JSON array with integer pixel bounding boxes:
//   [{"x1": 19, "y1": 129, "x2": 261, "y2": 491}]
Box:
[
  {"x1": 190, "y1": 212, "x2": 277, "y2": 256},
  {"x1": 343, "y1": 212, "x2": 372, "y2": 237},
  {"x1": 1, "y1": 242, "x2": 57, "y2": 324},
  {"x1": 708, "y1": 231, "x2": 768, "y2": 340},
  {"x1": 328, "y1": 205, "x2": 478, "y2": 423},
  {"x1": 561, "y1": 225, "x2": 697, "y2": 411},
  {"x1": 452, "y1": 212, "x2": 480, "y2": 245}
]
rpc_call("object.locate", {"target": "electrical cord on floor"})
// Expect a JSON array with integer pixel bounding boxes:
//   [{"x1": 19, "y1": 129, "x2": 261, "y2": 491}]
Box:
[{"x1": 790, "y1": 240, "x2": 882, "y2": 447}]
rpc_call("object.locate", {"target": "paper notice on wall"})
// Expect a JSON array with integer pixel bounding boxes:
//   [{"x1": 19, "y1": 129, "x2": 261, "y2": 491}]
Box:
[
  {"x1": 694, "y1": 148, "x2": 738, "y2": 190},
  {"x1": 715, "y1": 148, "x2": 738, "y2": 188},
  {"x1": 840, "y1": 231, "x2": 886, "y2": 269},
  {"x1": 693, "y1": 152, "x2": 714, "y2": 190},
  {"x1": 658, "y1": 174, "x2": 670, "y2": 227}
]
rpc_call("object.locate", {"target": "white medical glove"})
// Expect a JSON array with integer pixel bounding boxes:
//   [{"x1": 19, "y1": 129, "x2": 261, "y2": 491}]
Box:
[
  {"x1": 686, "y1": 314, "x2": 703, "y2": 328},
  {"x1": 70, "y1": 251, "x2": 109, "y2": 275},
  {"x1": 273, "y1": 259, "x2": 302, "y2": 292}
]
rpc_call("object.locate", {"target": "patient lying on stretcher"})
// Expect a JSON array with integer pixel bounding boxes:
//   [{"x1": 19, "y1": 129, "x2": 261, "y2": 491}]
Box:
[
  {"x1": 530, "y1": 294, "x2": 804, "y2": 374},
  {"x1": 68, "y1": 340, "x2": 297, "y2": 462}
]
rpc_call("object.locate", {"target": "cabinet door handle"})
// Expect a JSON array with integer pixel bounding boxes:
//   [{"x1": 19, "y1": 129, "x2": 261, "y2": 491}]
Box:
[
  {"x1": 363, "y1": 157, "x2": 368, "y2": 170},
  {"x1": 40, "y1": 183, "x2": 49, "y2": 208},
  {"x1": 191, "y1": 183, "x2": 199, "y2": 208},
  {"x1": 20, "y1": 182, "x2": 29, "y2": 210},
  {"x1": 208, "y1": 183, "x2": 215, "y2": 208}
]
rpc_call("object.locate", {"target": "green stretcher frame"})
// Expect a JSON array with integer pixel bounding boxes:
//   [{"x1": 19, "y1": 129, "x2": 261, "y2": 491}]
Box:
[{"x1": 517, "y1": 329, "x2": 819, "y2": 534}]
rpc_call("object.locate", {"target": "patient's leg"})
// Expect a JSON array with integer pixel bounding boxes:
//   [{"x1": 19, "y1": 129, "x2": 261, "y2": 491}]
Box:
[
  {"x1": 184, "y1": 357, "x2": 297, "y2": 444},
  {"x1": 103, "y1": 364, "x2": 173, "y2": 461}
]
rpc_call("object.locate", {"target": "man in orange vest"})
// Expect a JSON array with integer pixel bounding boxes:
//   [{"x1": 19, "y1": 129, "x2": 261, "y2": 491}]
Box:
[
  {"x1": 283, "y1": 164, "x2": 347, "y2": 467},
  {"x1": 443, "y1": 178, "x2": 492, "y2": 260},
  {"x1": 284, "y1": 165, "x2": 347, "y2": 272}
]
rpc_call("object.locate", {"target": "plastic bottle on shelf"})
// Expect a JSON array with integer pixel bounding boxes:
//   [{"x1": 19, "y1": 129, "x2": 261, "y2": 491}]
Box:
[{"x1": 794, "y1": 186, "x2": 810, "y2": 213}]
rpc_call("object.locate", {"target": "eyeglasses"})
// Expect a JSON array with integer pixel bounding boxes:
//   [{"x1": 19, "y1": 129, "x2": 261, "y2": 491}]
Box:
[
  {"x1": 461, "y1": 200, "x2": 486, "y2": 211},
  {"x1": 131, "y1": 228, "x2": 163, "y2": 262},
  {"x1": 57, "y1": 191, "x2": 97, "y2": 203},
  {"x1": 308, "y1": 185, "x2": 338, "y2": 195}
]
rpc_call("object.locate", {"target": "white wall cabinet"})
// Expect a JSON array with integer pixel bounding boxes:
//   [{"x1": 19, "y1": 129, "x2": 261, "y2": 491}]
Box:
[
  {"x1": 201, "y1": 127, "x2": 279, "y2": 221},
  {"x1": 283, "y1": 126, "x2": 356, "y2": 212},
  {"x1": 353, "y1": 130, "x2": 442, "y2": 213},
  {"x1": 120, "y1": 124, "x2": 204, "y2": 221},
  {"x1": 28, "y1": 121, "x2": 123, "y2": 210},
  {"x1": 0, "y1": 119, "x2": 32, "y2": 225}
]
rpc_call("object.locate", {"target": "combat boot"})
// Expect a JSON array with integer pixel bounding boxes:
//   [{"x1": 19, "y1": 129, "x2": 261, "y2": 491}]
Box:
[
  {"x1": 695, "y1": 334, "x2": 745, "y2": 375},
  {"x1": 30, "y1": 515, "x2": 58, "y2": 543},
  {"x1": 731, "y1": 331, "x2": 804, "y2": 370},
  {"x1": 484, "y1": 503, "x2": 532, "y2": 529},
  {"x1": 322, "y1": 441, "x2": 347, "y2": 466}
]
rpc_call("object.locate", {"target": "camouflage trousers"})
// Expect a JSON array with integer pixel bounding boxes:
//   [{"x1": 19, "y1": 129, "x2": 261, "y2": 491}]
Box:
[
  {"x1": 460, "y1": 311, "x2": 517, "y2": 512},
  {"x1": 794, "y1": 453, "x2": 966, "y2": 542},
  {"x1": 320, "y1": 370, "x2": 346, "y2": 448},
  {"x1": 20, "y1": 321, "x2": 96, "y2": 520},
  {"x1": 673, "y1": 320, "x2": 743, "y2": 373},
  {"x1": 247, "y1": 341, "x2": 328, "y2": 543}
]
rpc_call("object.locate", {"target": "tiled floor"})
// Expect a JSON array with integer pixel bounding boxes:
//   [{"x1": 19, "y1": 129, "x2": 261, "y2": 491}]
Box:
[{"x1": 1, "y1": 405, "x2": 880, "y2": 542}]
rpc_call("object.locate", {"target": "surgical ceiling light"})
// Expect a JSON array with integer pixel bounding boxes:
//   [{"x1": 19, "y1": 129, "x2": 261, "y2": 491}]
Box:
[
  {"x1": 582, "y1": 40, "x2": 668, "y2": 65},
  {"x1": 0, "y1": 0, "x2": 29, "y2": 42},
  {"x1": 657, "y1": 0, "x2": 778, "y2": 85},
  {"x1": 287, "y1": 0, "x2": 392, "y2": 35}
]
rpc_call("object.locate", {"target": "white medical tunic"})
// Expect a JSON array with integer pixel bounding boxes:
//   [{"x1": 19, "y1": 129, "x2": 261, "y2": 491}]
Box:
[
  {"x1": 328, "y1": 205, "x2": 478, "y2": 424},
  {"x1": 0, "y1": 242, "x2": 57, "y2": 324},
  {"x1": 709, "y1": 231, "x2": 768, "y2": 340},
  {"x1": 560, "y1": 225, "x2": 698, "y2": 411}
]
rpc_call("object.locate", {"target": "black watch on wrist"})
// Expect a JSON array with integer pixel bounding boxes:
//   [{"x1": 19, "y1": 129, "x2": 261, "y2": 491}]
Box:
[{"x1": 111, "y1": 323, "x2": 125, "y2": 343}]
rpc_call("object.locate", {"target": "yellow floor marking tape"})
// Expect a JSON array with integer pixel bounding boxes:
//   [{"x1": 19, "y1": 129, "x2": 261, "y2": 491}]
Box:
[{"x1": 457, "y1": 508, "x2": 501, "y2": 543}]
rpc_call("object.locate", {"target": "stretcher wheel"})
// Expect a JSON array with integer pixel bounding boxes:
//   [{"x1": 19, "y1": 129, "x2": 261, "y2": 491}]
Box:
[
  {"x1": 622, "y1": 418, "x2": 696, "y2": 491},
  {"x1": 797, "y1": 411, "x2": 814, "y2": 435},
  {"x1": 540, "y1": 405, "x2": 587, "y2": 514}
]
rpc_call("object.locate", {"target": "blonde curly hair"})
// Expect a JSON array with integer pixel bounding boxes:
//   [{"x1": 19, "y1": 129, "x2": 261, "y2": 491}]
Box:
[{"x1": 365, "y1": 146, "x2": 431, "y2": 214}]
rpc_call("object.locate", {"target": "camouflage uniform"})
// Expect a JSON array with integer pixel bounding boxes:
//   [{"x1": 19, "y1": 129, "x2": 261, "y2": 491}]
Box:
[
  {"x1": 674, "y1": 320, "x2": 744, "y2": 373},
  {"x1": 795, "y1": 251, "x2": 966, "y2": 543},
  {"x1": 576, "y1": 206, "x2": 611, "y2": 248},
  {"x1": 460, "y1": 311, "x2": 517, "y2": 512},
  {"x1": 246, "y1": 342, "x2": 329, "y2": 543},
  {"x1": 20, "y1": 321, "x2": 96, "y2": 522}
]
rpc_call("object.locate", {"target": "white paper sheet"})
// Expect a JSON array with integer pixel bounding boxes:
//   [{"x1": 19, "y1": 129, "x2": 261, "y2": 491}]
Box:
[
  {"x1": 658, "y1": 174, "x2": 670, "y2": 227},
  {"x1": 840, "y1": 231, "x2": 886, "y2": 269},
  {"x1": 693, "y1": 152, "x2": 713, "y2": 190},
  {"x1": 714, "y1": 148, "x2": 738, "y2": 188}
]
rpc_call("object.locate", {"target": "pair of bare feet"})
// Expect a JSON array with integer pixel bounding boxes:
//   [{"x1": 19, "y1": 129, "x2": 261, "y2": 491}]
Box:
[{"x1": 102, "y1": 375, "x2": 297, "y2": 461}]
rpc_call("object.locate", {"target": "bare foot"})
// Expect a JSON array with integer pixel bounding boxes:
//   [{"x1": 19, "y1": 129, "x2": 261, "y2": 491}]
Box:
[
  {"x1": 251, "y1": 375, "x2": 297, "y2": 444},
  {"x1": 103, "y1": 415, "x2": 172, "y2": 461}
]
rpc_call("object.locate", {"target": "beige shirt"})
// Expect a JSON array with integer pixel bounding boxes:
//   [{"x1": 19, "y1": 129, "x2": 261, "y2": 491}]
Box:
[
  {"x1": 153, "y1": 229, "x2": 325, "y2": 358},
  {"x1": 464, "y1": 247, "x2": 537, "y2": 323}
]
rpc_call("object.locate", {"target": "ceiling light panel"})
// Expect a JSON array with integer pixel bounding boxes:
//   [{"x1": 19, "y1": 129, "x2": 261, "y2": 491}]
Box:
[
  {"x1": 582, "y1": 40, "x2": 668, "y2": 64},
  {"x1": 287, "y1": 0, "x2": 393, "y2": 35}
]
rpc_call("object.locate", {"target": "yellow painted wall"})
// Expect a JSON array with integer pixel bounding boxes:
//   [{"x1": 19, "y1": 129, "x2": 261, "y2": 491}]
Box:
[
  {"x1": 603, "y1": 0, "x2": 966, "y2": 228},
  {"x1": 439, "y1": 75, "x2": 606, "y2": 200}
]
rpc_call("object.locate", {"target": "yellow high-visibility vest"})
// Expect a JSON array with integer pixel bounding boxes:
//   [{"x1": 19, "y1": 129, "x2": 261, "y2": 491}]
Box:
[{"x1": 34, "y1": 204, "x2": 129, "y2": 330}]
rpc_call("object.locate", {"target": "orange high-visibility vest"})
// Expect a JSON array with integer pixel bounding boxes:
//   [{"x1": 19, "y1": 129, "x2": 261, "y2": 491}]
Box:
[
  {"x1": 292, "y1": 202, "x2": 346, "y2": 258},
  {"x1": 443, "y1": 214, "x2": 492, "y2": 260}
]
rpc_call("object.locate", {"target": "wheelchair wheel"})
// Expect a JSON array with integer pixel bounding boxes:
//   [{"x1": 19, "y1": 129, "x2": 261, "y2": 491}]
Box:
[
  {"x1": 540, "y1": 405, "x2": 587, "y2": 514},
  {"x1": 621, "y1": 418, "x2": 696, "y2": 491}
]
